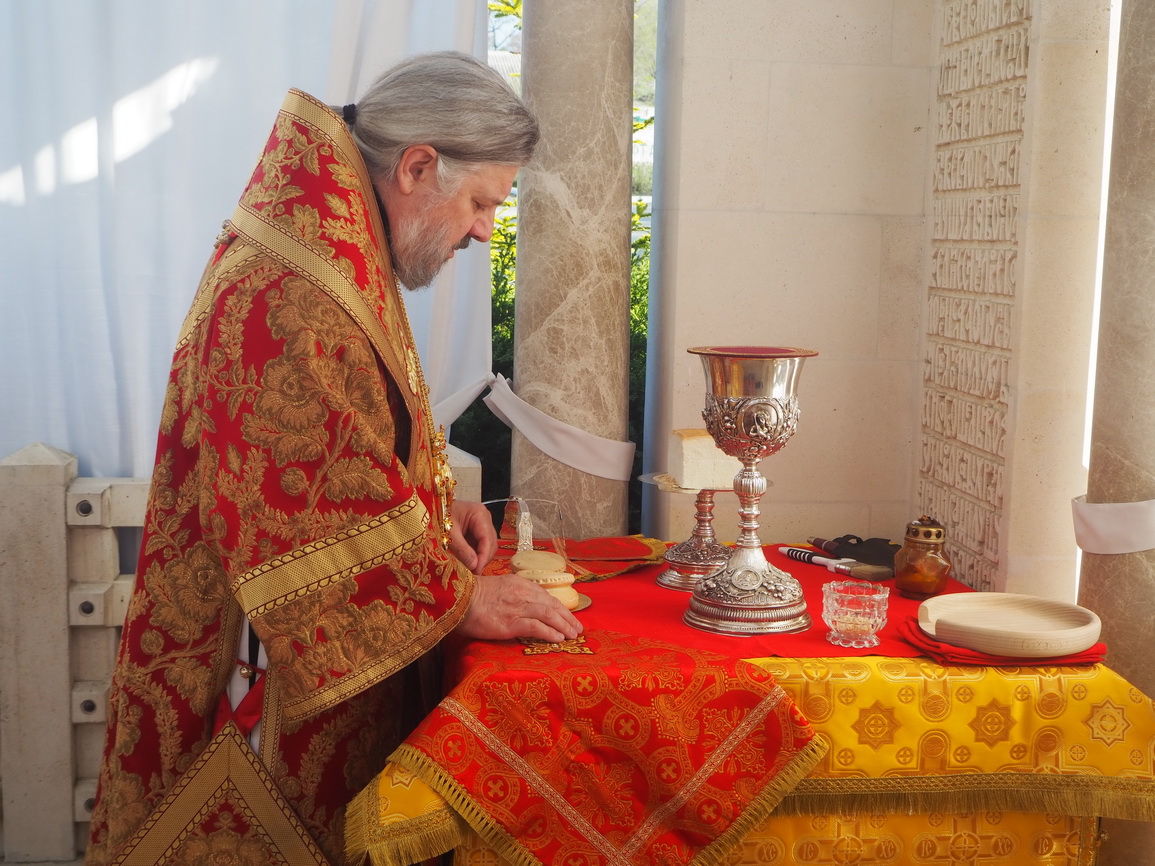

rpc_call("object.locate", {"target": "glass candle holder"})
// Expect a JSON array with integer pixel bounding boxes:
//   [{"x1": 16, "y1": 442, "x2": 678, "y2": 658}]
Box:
[
  {"x1": 821, "y1": 580, "x2": 890, "y2": 648},
  {"x1": 894, "y1": 515, "x2": 953, "y2": 600}
]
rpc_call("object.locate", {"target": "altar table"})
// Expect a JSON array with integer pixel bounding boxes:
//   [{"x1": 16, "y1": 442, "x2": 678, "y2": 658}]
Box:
[{"x1": 348, "y1": 542, "x2": 1155, "y2": 866}]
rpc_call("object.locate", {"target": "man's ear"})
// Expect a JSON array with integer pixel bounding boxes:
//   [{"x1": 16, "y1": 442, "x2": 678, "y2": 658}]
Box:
[{"x1": 395, "y1": 145, "x2": 439, "y2": 195}]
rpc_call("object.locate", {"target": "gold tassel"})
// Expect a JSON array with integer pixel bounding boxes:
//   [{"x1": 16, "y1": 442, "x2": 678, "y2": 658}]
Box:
[
  {"x1": 773, "y1": 773, "x2": 1155, "y2": 823},
  {"x1": 692, "y1": 737, "x2": 828, "y2": 866},
  {"x1": 388, "y1": 745, "x2": 540, "y2": 866},
  {"x1": 344, "y1": 773, "x2": 470, "y2": 866}
]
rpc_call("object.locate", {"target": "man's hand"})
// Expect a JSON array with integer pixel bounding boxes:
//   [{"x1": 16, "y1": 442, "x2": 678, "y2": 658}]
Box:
[
  {"x1": 448, "y1": 500, "x2": 498, "y2": 572},
  {"x1": 457, "y1": 573, "x2": 584, "y2": 643}
]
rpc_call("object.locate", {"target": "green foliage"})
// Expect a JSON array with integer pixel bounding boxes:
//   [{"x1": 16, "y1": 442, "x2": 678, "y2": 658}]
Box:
[
  {"x1": 633, "y1": 0, "x2": 659, "y2": 106},
  {"x1": 627, "y1": 201, "x2": 652, "y2": 531},
  {"x1": 632, "y1": 162, "x2": 653, "y2": 196},
  {"x1": 448, "y1": 211, "x2": 517, "y2": 524},
  {"x1": 488, "y1": 0, "x2": 522, "y2": 20},
  {"x1": 449, "y1": 206, "x2": 651, "y2": 533}
]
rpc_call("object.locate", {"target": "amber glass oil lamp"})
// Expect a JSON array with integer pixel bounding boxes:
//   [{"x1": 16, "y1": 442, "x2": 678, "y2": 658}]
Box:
[{"x1": 894, "y1": 515, "x2": 953, "y2": 600}]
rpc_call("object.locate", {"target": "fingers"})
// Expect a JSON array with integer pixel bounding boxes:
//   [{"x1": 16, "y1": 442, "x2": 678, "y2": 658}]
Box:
[
  {"x1": 512, "y1": 601, "x2": 582, "y2": 643},
  {"x1": 448, "y1": 501, "x2": 497, "y2": 572},
  {"x1": 456, "y1": 574, "x2": 584, "y2": 642},
  {"x1": 535, "y1": 599, "x2": 583, "y2": 640},
  {"x1": 472, "y1": 528, "x2": 497, "y2": 572},
  {"x1": 448, "y1": 534, "x2": 479, "y2": 571}
]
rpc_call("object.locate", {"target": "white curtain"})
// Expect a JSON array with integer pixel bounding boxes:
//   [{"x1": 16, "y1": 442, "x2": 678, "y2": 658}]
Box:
[{"x1": 0, "y1": 0, "x2": 490, "y2": 479}]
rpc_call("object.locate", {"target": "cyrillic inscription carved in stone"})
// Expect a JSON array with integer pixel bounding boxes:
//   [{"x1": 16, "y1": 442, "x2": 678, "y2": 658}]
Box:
[
  {"x1": 941, "y1": 0, "x2": 1031, "y2": 46},
  {"x1": 930, "y1": 247, "x2": 1016, "y2": 296},
  {"x1": 937, "y1": 85, "x2": 1028, "y2": 144},
  {"x1": 919, "y1": 478, "x2": 1001, "y2": 560},
  {"x1": 944, "y1": 544, "x2": 996, "y2": 592},
  {"x1": 939, "y1": 26, "x2": 1029, "y2": 96},
  {"x1": 933, "y1": 193, "x2": 1019, "y2": 242},
  {"x1": 927, "y1": 294, "x2": 1013, "y2": 349},
  {"x1": 925, "y1": 342, "x2": 1010, "y2": 402},
  {"x1": 934, "y1": 140, "x2": 1020, "y2": 191},
  {"x1": 921, "y1": 437, "x2": 1004, "y2": 508},
  {"x1": 923, "y1": 0, "x2": 1030, "y2": 590},
  {"x1": 922, "y1": 391, "x2": 1007, "y2": 459}
]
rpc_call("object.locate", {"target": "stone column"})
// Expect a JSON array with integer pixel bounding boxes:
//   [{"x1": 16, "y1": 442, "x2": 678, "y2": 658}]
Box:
[
  {"x1": 510, "y1": 0, "x2": 634, "y2": 538},
  {"x1": 1078, "y1": 1, "x2": 1155, "y2": 861}
]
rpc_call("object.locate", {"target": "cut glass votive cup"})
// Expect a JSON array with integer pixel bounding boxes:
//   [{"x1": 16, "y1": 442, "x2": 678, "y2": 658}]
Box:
[{"x1": 821, "y1": 580, "x2": 890, "y2": 649}]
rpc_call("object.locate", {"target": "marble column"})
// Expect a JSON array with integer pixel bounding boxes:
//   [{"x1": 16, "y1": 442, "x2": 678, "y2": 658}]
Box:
[
  {"x1": 511, "y1": 0, "x2": 634, "y2": 537},
  {"x1": 1078, "y1": 1, "x2": 1155, "y2": 861}
]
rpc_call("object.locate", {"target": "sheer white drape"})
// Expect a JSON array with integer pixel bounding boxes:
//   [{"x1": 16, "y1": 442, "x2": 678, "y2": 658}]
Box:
[{"x1": 0, "y1": 0, "x2": 490, "y2": 478}]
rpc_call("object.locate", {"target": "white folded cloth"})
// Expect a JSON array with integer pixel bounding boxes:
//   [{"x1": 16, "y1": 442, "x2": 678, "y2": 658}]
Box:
[
  {"x1": 1072, "y1": 494, "x2": 1155, "y2": 554},
  {"x1": 483, "y1": 374, "x2": 635, "y2": 481}
]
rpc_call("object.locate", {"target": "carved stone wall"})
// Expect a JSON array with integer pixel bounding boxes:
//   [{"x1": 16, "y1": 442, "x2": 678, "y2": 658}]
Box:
[{"x1": 923, "y1": 0, "x2": 1030, "y2": 591}]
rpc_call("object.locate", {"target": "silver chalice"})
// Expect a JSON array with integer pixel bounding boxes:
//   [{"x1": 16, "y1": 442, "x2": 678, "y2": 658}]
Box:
[{"x1": 683, "y1": 346, "x2": 817, "y2": 635}]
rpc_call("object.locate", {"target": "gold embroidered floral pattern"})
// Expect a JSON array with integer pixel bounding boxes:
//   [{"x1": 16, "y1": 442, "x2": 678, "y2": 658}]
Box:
[
  {"x1": 168, "y1": 811, "x2": 276, "y2": 866},
  {"x1": 88, "y1": 90, "x2": 469, "y2": 865}
]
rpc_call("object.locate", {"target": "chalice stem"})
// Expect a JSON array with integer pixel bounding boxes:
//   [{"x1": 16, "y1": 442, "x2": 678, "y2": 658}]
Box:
[
  {"x1": 734, "y1": 461, "x2": 768, "y2": 551},
  {"x1": 692, "y1": 490, "x2": 721, "y2": 546},
  {"x1": 658, "y1": 488, "x2": 730, "y2": 591}
]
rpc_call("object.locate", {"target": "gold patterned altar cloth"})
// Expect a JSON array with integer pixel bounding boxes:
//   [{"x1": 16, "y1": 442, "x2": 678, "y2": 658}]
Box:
[{"x1": 349, "y1": 552, "x2": 1155, "y2": 865}]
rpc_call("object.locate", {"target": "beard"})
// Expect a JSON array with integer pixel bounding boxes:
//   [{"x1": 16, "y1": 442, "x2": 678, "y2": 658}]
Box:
[{"x1": 389, "y1": 204, "x2": 469, "y2": 290}]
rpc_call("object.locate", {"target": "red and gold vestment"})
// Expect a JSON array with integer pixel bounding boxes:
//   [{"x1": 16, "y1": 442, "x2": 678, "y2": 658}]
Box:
[{"x1": 85, "y1": 89, "x2": 469, "y2": 866}]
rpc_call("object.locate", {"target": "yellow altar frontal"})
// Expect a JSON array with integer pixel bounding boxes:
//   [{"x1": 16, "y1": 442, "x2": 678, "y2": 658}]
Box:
[{"x1": 353, "y1": 655, "x2": 1151, "y2": 865}]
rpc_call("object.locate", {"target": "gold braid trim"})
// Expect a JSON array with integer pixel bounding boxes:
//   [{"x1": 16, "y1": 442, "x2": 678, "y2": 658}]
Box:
[
  {"x1": 690, "y1": 736, "x2": 827, "y2": 866},
  {"x1": 382, "y1": 702, "x2": 828, "y2": 866},
  {"x1": 344, "y1": 777, "x2": 470, "y2": 866},
  {"x1": 232, "y1": 497, "x2": 429, "y2": 618},
  {"x1": 112, "y1": 723, "x2": 329, "y2": 865},
  {"x1": 175, "y1": 239, "x2": 264, "y2": 351},
  {"x1": 775, "y1": 772, "x2": 1155, "y2": 822},
  {"x1": 387, "y1": 744, "x2": 539, "y2": 866}
]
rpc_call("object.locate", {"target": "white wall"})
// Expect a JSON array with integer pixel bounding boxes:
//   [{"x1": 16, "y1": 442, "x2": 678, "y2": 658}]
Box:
[{"x1": 644, "y1": 0, "x2": 934, "y2": 547}]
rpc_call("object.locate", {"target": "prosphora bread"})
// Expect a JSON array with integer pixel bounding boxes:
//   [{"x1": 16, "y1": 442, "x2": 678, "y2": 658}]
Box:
[
  {"x1": 669, "y1": 429, "x2": 743, "y2": 491},
  {"x1": 510, "y1": 549, "x2": 581, "y2": 610},
  {"x1": 522, "y1": 572, "x2": 582, "y2": 611},
  {"x1": 510, "y1": 549, "x2": 568, "y2": 575}
]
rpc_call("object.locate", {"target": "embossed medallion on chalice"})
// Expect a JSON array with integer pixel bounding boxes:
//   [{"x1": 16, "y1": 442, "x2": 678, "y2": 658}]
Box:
[{"x1": 683, "y1": 346, "x2": 818, "y2": 635}]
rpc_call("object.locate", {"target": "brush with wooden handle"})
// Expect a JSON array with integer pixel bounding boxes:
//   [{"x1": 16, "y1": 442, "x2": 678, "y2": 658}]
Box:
[{"x1": 778, "y1": 547, "x2": 894, "y2": 581}]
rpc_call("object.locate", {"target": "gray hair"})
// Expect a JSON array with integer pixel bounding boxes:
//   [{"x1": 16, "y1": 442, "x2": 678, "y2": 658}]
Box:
[{"x1": 350, "y1": 51, "x2": 539, "y2": 191}]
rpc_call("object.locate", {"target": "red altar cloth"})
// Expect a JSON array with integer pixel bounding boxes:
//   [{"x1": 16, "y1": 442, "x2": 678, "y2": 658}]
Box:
[
  {"x1": 570, "y1": 544, "x2": 972, "y2": 659},
  {"x1": 486, "y1": 539, "x2": 1107, "y2": 666},
  {"x1": 389, "y1": 629, "x2": 824, "y2": 866}
]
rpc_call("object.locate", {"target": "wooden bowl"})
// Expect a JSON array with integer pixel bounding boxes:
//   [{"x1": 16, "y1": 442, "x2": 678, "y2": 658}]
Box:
[{"x1": 918, "y1": 592, "x2": 1101, "y2": 658}]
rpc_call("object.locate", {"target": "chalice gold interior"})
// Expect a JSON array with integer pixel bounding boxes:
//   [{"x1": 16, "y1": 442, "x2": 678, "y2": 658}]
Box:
[{"x1": 683, "y1": 346, "x2": 818, "y2": 635}]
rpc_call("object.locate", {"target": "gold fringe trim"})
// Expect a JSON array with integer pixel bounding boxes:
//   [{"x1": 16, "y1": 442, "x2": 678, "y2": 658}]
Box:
[
  {"x1": 572, "y1": 536, "x2": 671, "y2": 583},
  {"x1": 344, "y1": 774, "x2": 470, "y2": 866},
  {"x1": 386, "y1": 744, "x2": 540, "y2": 866},
  {"x1": 775, "y1": 773, "x2": 1155, "y2": 823},
  {"x1": 691, "y1": 737, "x2": 828, "y2": 866},
  {"x1": 382, "y1": 736, "x2": 828, "y2": 866}
]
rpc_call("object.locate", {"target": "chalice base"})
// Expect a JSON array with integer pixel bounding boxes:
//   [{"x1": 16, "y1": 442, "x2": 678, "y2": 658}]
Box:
[
  {"x1": 657, "y1": 543, "x2": 729, "y2": 591},
  {"x1": 654, "y1": 488, "x2": 731, "y2": 591},
  {"x1": 683, "y1": 552, "x2": 812, "y2": 635}
]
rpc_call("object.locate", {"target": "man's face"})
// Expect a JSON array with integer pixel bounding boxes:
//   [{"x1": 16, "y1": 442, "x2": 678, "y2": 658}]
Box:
[{"x1": 390, "y1": 162, "x2": 519, "y2": 290}]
